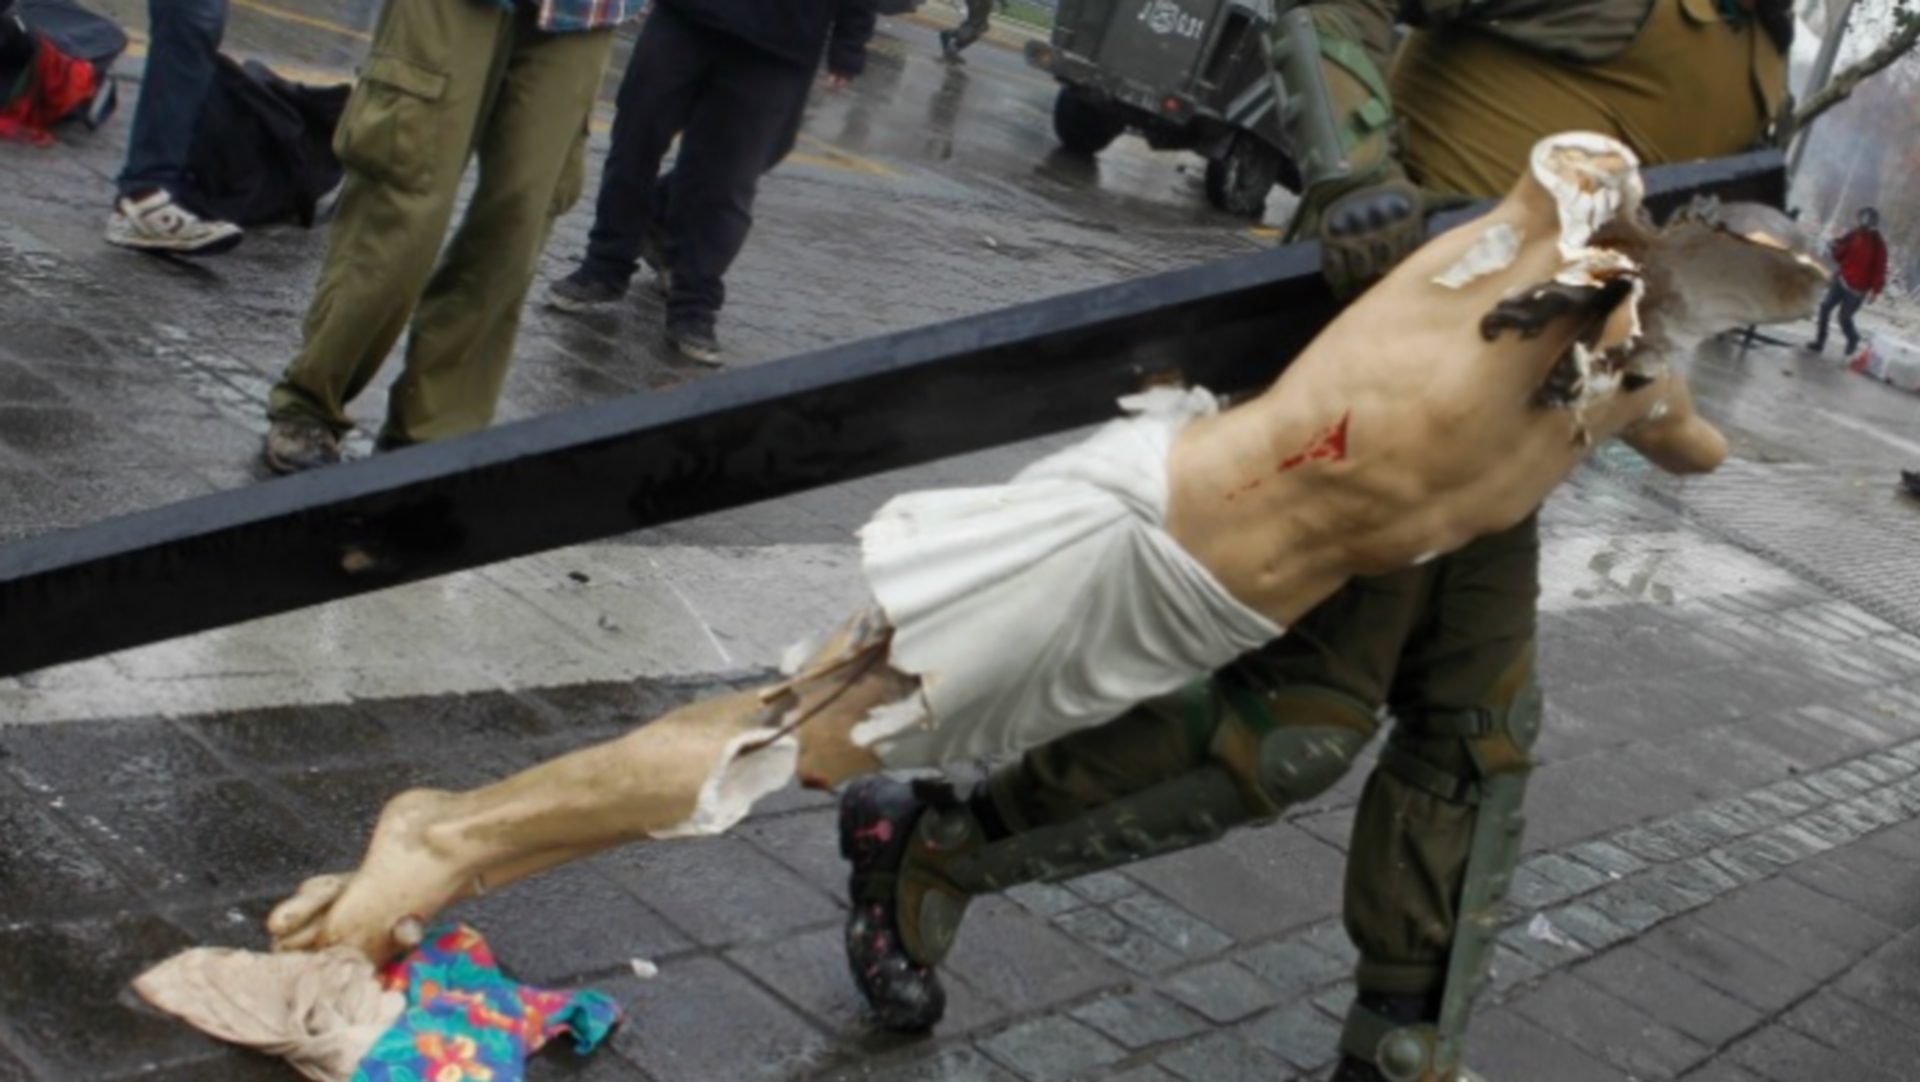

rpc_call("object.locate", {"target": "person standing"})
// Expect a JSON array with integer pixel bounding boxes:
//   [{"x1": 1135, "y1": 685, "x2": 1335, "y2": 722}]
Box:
[
  {"x1": 259, "y1": 0, "x2": 638, "y2": 474},
  {"x1": 939, "y1": 0, "x2": 992, "y2": 63},
  {"x1": 1807, "y1": 206, "x2": 1889, "y2": 357},
  {"x1": 836, "y1": 2, "x2": 1793, "y2": 1079},
  {"x1": 106, "y1": 0, "x2": 240, "y2": 255},
  {"x1": 543, "y1": 0, "x2": 877, "y2": 364}
]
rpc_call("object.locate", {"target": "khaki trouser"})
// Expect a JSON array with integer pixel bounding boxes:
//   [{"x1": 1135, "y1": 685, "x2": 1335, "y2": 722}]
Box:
[
  {"x1": 268, "y1": 0, "x2": 613, "y2": 445},
  {"x1": 986, "y1": 0, "x2": 1783, "y2": 1000}
]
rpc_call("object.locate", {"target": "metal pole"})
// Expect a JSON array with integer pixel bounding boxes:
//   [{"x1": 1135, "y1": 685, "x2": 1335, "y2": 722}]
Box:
[{"x1": 1787, "y1": 0, "x2": 1861, "y2": 180}]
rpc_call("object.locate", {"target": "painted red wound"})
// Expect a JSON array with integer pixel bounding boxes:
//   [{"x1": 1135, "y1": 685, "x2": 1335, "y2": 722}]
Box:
[{"x1": 1226, "y1": 412, "x2": 1352, "y2": 499}]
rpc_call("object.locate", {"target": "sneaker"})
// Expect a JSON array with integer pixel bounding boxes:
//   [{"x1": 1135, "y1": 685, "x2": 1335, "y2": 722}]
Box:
[
  {"x1": 262, "y1": 418, "x2": 342, "y2": 475},
  {"x1": 840, "y1": 777, "x2": 948, "y2": 1031},
  {"x1": 1804, "y1": 339, "x2": 1825, "y2": 354},
  {"x1": 938, "y1": 29, "x2": 965, "y2": 63},
  {"x1": 665, "y1": 316, "x2": 722, "y2": 365},
  {"x1": 545, "y1": 270, "x2": 627, "y2": 313},
  {"x1": 106, "y1": 190, "x2": 242, "y2": 255}
]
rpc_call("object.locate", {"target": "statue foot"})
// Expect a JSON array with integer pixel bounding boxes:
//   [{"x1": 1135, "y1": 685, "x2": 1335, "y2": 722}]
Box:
[{"x1": 266, "y1": 788, "x2": 473, "y2": 963}]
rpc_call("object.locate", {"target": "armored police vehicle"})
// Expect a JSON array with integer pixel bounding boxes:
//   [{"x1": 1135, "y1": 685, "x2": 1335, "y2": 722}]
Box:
[{"x1": 1026, "y1": 0, "x2": 1298, "y2": 217}]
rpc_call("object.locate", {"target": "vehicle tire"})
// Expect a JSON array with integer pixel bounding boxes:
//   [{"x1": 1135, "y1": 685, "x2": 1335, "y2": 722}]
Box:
[
  {"x1": 1205, "y1": 135, "x2": 1282, "y2": 218},
  {"x1": 1053, "y1": 87, "x2": 1126, "y2": 156}
]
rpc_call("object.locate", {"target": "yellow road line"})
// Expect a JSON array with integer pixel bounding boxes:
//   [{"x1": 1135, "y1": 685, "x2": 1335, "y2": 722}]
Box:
[{"x1": 231, "y1": 0, "x2": 371, "y2": 41}]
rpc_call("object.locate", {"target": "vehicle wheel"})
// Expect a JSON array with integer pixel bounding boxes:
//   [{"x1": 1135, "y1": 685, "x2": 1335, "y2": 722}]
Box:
[
  {"x1": 1205, "y1": 135, "x2": 1282, "y2": 218},
  {"x1": 1053, "y1": 87, "x2": 1126, "y2": 156}
]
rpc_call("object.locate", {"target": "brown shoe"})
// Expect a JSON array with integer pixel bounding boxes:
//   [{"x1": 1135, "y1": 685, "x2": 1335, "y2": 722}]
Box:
[{"x1": 263, "y1": 418, "x2": 342, "y2": 475}]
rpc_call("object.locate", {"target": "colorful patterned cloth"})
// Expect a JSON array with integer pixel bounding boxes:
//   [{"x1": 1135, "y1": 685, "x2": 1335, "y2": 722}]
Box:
[
  {"x1": 353, "y1": 923, "x2": 623, "y2": 1082},
  {"x1": 490, "y1": 0, "x2": 646, "y2": 34}
]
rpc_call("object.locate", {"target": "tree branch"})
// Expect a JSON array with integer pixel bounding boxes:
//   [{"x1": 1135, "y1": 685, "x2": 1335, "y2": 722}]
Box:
[{"x1": 1794, "y1": 11, "x2": 1920, "y2": 130}]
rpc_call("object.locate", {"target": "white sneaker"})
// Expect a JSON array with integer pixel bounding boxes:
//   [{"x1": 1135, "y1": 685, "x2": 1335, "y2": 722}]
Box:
[{"x1": 105, "y1": 190, "x2": 243, "y2": 255}]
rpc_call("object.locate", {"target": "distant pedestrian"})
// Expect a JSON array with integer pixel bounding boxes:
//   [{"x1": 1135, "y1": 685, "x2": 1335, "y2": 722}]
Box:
[
  {"x1": 939, "y1": 0, "x2": 992, "y2": 62},
  {"x1": 106, "y1": 0, "x2": 240, "y2": 255},
  {"x1": 1807, "y1": 206, "x2": 1889, "y2": 357},
  {"x1": 544, "y1": 0, "x2": 877, "y2": 364},
  {"x1": 260, "y1": 0, "x2": 639, "y2": 475}
]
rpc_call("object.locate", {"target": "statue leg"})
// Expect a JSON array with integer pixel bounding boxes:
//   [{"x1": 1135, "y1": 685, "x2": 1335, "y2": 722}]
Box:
[{"x1": 269, "y1": 615, "x2": 913, "y2": 962}]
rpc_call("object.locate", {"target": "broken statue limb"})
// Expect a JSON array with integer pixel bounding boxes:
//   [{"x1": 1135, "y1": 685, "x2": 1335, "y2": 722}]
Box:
[
  {"x1": 0, "y1": 152, "x2": 1786, "y2": 679},
  {"x1": 260, "y1": 132, "x2": 1826, "y2": 968}
]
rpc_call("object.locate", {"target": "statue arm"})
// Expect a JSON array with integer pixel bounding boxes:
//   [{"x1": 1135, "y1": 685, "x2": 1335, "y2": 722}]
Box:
[{"x1": 1620, "y1": 373, "x2": 1728, "y2": 475}]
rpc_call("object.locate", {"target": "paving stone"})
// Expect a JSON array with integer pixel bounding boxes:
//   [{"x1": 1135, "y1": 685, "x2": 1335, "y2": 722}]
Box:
[
  {"x1": 1463, "y1": 1008, "x2": 1625, "y2": 1082},
  {"x1": 1110, "y1": 892, "x2": 1233, "y2": 959},
  {"x1": 1069, "y1": 990, "x2": 1211, "y2": 1051},
  {"x1": 1780, "y1": 988, "x2": 1920, "y2": 1080},
  {"x1": 0, "y1": 717, "x2": 226, "y2": 795},
  {"x1": 946, "y1": 899, "x2": 1122, "y2": 1013},
  {"x1": 978, "y1": 1015, "x2": 1126, "y2": 1082},
  {"x1": 1549, "y1": 902, "x2": 1636, "y2": 952},
  {"x1": 599, "y1": 835, "x2": 839, "y2": 948},
  {"x1": 1092, "y1": 1067, "x2": 1179, "y2": 1082},
  {"x1": 109, "y1": 1049, "x2": 320, "y2": 1081},
  {"x1": 1489, "y1": 942, "x2": 1547, "y2": 999},
  {"x1": 837, "y1": 1045, "x2": 1023, "y2": 1082},
  {"x1": 1726, "y1": 1022, "x2": 1903, "y2": 1082},
  {"x1": 1156, "y1": 1031, "x2": 1302, "y2": 1082},
  {"x1": 1510, "y1": 852, "x2": 1610, "y2": 910},
  {"x1": 1575, "y1": 944, "x2": 1764, "y2": 1047},
  {"x1": 1238, "y1": 1000, "x2": 1341, "y2": 1072},
  {"x1": 62, "y1": 777, "x2": 342, "y2": 897},
  {"x1": 1236, "y1": 938, "x2": 1352, "y2": 1001},
  {"x1": 185, "y1": 703, "x2": 403, "y2": 768},
  {"x1": 1515, "y1": 971, "x2": 1711, "y2": 1079},
  {"x1": 1125, "y1": 824, "x2": 1342, "y2": 942},
  {"x1": 0, "y1": 780, "x2": 137, "y2": 922},
  {"x1": 1064, "y1": 872, "x2": 1139, "y2": 904},
  {"x1": 1642, "y1": 920, "x2": 1817, "y2": 1013},
  {"x1": 0, "y1": 914, "x2": 216, "y2": 1077},
  {"x1": 1003, "y1": 882, "x2": 1085, "y2": 920},
  {"x1": 1054, "y1": 906, "x2": 1186, "y2": 976},
  {"x1": 463, "y1": 861, "x2": 691, "y2": 986},
  {"x1": 735, "y1": 807, "x2": 846, "y2": 898},
  {"x1": 1585, "y1": 876, "x2": 1694, "y2": 934},
  {"x1": 1162, "y1": 960, "x2": 1284, "y2": 1024},
  {"x1": 606, "y1": 959, "x2": 834, "y2": 1082},
  {"x1": 1787, "y1": 841, "x2": 1920, "y2": 928},
  {"x1": 1565, "y1": 839, "x2": 1646, "y2": 878},
  {"x1": 1699, "y1": 876, "x2": 1896, "y2": 981},
  {"x1": 1647, "y1": 856, "x2": 1741, "y2": 909}
]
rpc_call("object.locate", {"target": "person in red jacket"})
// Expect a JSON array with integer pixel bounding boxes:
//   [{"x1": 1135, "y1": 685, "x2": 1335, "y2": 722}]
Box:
[{"x1": 1808, "y1": 206, "x2": 1889, "y2": 356}]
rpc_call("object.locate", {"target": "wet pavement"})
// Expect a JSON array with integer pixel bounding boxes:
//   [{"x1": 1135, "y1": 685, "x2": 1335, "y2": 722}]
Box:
[{"x1": 4, "y1": 5, "x2": 1920, "y2": 1082}]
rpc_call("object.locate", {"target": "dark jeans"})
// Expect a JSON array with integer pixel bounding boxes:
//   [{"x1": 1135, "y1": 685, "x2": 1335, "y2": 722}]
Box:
[
  {"x1": 119, "y1": 0, "x2": 228, "y2": 199},
  {"x1": 1814, "y1": 277, "x2": 1866, "y2": 352},
  {"x1": 581, "y1": 4, "x2": 812, "y2": 323}
]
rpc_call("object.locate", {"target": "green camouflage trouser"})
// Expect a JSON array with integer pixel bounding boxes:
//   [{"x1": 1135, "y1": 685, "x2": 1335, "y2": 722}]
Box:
[{"x1": 985, "y1": 516, "x2": 1540, "y2": 998}]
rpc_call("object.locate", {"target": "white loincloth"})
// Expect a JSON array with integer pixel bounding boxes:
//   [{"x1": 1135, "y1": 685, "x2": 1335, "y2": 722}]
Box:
[{"x1": 850, "y1": 386, "x2": 1283, "y2": 767}]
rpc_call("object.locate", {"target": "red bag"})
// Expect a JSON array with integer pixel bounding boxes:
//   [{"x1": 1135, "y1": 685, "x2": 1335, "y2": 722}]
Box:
[{"x1": 0, "y1": 32, "x2": 99, "y2": 145}]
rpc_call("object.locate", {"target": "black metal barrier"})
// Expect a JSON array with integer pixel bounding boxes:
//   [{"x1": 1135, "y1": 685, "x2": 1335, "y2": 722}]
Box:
[{"x1": 0, "y1": 151, "x2": 1786, "y2": 678}]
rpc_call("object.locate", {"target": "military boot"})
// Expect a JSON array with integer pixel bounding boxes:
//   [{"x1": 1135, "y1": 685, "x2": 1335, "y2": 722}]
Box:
[{"x1": 840, "y1": 776, "x2": 986, "y2": 1031}]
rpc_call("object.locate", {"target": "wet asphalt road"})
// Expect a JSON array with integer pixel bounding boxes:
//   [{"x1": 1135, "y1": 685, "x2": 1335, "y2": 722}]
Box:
[{"x1": 5, "y1": 4, "x2": 1920, "y2": 1082}]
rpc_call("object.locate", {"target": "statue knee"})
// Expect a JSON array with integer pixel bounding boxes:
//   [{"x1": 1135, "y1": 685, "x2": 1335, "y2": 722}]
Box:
[{"x1": 1210, "y1": 683, "x2": 1380, "y2": 814}]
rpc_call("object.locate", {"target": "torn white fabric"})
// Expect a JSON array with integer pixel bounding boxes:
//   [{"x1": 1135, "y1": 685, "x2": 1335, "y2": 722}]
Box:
[
  {"x1": 649, "y1": 728, "x2": 799, "y2": 839},
  {"x1": 133, "y1": 947, "x2": 403, "y2": 1082},
  {"x1": 850, "y1": 696, "x2": 930, "y2": 749},
  {"x1": 1435, "y1": 222, "x2": 1522, "y2": 289},
  {"x1": 853, "y1": 386, "x2": 1282, "y2": 767}
]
